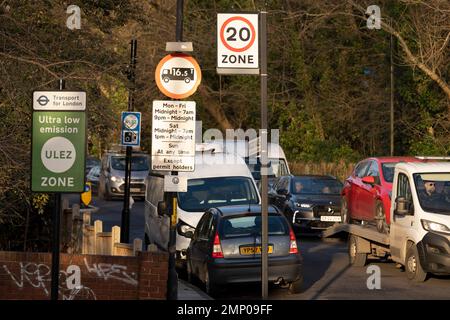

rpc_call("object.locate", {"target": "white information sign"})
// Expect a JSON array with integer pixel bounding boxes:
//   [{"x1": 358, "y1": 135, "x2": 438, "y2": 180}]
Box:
[
  {"x1": 152, "y1": 100, "x2": 196, "y2": 172},
  {"x1": 217, "y1": 13, "x2": 259, "y2": 73},
  {"x1": 33, "y1": 91, "x2": 86, "y2": 111}
]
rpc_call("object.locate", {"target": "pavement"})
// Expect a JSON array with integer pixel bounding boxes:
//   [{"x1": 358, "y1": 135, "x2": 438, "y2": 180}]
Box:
[{"x1": 178, "y1": 279, "x2": 213, "y2": 300}]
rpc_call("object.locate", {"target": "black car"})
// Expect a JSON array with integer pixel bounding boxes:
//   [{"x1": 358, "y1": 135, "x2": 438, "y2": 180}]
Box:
[
  {"x1": 182, "y1": 205, "x2": 303, "y2": 297},
  {"x1": 269, "y1": 175, "x2": 343, "y2": 231}
]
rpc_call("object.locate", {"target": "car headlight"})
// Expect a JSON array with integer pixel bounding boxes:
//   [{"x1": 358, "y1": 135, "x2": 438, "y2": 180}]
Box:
[
  {"x1": 110, "y1": 176, "x2": 122, "y2": 182},
  {"x1": 421, "y1": 220, "x2": 450, "y2": 235},
  {"x1": 177, "y1": 220, "x2": 195, "y2": 236},
  {"x1": 296, "y1": 203, "x2": 312, "y2": 208}
]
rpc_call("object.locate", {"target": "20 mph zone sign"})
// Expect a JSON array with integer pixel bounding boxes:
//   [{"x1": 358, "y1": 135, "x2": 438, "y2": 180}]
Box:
[{"x1": 217, "y1": 13, "x2": 259, "y2": 74}]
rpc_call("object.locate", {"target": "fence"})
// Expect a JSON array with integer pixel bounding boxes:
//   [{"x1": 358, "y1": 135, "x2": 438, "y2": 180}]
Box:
[{"x1": 60, "y1": 202, "x2": 143, "y2": 257}]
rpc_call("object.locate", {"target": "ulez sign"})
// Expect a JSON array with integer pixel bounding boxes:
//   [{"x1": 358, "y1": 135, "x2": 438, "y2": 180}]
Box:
[{"x1": 31, "y1": 91, "x2": 86, "y2": 192}]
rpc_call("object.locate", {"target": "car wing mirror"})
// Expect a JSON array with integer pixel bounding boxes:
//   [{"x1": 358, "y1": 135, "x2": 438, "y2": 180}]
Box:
[
  {"x1": 395, "y1": 197, "x2": 411, "y2": 216},
  {"x1": 277, "y1": 189, "x2": 290, "y2": 197},
  {"x1": 362, "y1": 176, "x2": 375, "y2": 185}
]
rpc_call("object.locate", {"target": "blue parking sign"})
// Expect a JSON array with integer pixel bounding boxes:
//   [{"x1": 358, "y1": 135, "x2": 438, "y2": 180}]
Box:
[{"x1": 121, "y1": 111, "x2": 141, "y2": 146}]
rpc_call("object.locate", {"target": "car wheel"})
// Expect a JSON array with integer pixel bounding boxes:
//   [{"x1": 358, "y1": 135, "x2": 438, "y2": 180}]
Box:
[
  {"x1": 341, "y1": 196, "x2": 351, "y2": 224},
  {"x1": 375, "y1": 201, "x2": 388, "y2": 234},
  {"x1": 288, "y1": 276, "x2": 304, "y2": 294},
  {"x1": 405, "y1": 245, "x2": 427, "y2": 282},
  {"x1": 348, "y1": 234, "x2": 367, "y2": 267}
]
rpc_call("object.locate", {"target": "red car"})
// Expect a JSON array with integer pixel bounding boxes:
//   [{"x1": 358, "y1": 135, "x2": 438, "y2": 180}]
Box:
[{"x1": 341, "y1": 157, "x2": 424, "y2": 233}]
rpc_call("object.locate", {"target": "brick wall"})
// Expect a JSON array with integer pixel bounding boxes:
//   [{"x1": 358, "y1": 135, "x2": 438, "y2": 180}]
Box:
[{"x1": 0, "y1": 251, "x2": 168, "y2": 300}]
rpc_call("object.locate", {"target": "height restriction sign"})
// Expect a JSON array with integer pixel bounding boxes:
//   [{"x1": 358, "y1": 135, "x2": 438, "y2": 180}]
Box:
[
  {"x1": 217, "y1": 13, "x2": 259, "y2": 74},
  {"x1": 155, "y1": 53, "x2": 202, "y2": 100}
]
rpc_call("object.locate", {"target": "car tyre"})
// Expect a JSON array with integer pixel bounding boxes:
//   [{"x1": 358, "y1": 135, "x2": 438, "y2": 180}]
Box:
[
  {"x1": 375, "y1": 201, "x2": 388, "y2": 234},
  {"x1": 348, "y1": 234, "x2": 367, "y2": 267},
  {"x1": 288, "y1": 276, "x2": 304, "y2": 294},
  {"x1": 405, "y1": 245, "x2": 427, "y2": 282}
]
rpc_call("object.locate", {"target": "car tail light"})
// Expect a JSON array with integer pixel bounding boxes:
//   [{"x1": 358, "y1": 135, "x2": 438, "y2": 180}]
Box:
[
  {"x1": 289, "y1": 228, "x2": 298, "y2": 254},
  {"x1": 212, "y1": 231, "x2": 224, "y2": 259}
]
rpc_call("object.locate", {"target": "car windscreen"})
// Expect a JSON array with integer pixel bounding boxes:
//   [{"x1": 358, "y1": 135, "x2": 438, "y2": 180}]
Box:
[
  {"x1": 245, "y1": 158, "x2": 287, "y2": 179},
  {"x1": 177, "y1": 177, "x2": 259, "y2": 212},
  {"x1": 219, "y1": 215, "x2": 289, "y2": 239},
  {"x1": 291, "y1": 177, "x2": 342, "y2": 195},
  {"x1": 381, "y1": 162, "x2": 398, "y2": 183},
  {"x1": 111, "y1": 156, "x2": 149, "y2": 171},
  {"x1": 413, "y1": 173, "x2": 450, "y2": 215}
]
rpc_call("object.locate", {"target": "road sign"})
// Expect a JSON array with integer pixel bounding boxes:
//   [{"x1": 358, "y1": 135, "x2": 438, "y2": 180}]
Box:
[
  {"x1": 81, "y1": 182, "x2": 92, "y2": 206},
  {"x1": 33, "y1": 91, "x2": 86, "y2": 111},
  {"x1": 217, "y1": 13, "x2": 259, "y2": 74},
  {"x1": 121, "y1": 111, "x2": 141, "y2": 146},
  {"x1": 151, "y1": 100, "x2": 196, "y2": 172},
  {"x1": 164, "y1": 175, "x2": 188, "y2": 192},
  {"x1": 31, "y1": 111, "x2": 86, "y2": 192},
  {"x1": 155, "y1": 53, "x2": 202, "y2": 99}
]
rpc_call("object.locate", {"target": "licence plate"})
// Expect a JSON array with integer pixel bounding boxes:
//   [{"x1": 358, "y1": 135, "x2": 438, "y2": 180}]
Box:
[
  {"x1": 240, "y1": 245, "x2": 273, "y2": 255},
  {"x1": 320, "y1": 216, "x2": 341, "y2": 222},
  {"x1": 130, "y1": 188, "x2": 141, "y2": 192}
]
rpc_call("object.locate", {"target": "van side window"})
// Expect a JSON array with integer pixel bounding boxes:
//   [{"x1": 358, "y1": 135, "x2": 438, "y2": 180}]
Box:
[
  {"x1": 277, "y1": 177, "x2": 289, "y2": 192},
  {"x1": 397, "y1": 173, "x2": 413, "y2": 203}
]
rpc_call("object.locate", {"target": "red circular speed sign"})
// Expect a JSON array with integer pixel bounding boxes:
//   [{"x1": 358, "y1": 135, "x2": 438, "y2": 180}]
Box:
[{"x1": 220, "y1": 16, "x2": 256, "y2": 53}]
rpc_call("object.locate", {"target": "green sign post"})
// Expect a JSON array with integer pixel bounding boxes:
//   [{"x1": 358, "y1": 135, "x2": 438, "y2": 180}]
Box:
[{"x1": 32, "y1": 91, "x2": 86, "y2": 193}]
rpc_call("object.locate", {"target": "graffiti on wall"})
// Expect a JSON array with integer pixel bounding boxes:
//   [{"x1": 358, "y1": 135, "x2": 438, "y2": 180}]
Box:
[
  {"x1": 2, "y1": 258, "x2": 139, "y2": 299},
  {"x1": 83, "y1": 258, "x2": 138, "y2": 286}
]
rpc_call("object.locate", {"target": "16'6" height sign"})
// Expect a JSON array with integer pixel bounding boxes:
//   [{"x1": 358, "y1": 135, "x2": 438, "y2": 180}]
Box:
[{"x1": 217, "y1": 13, "x2": 259, "y2": 74}]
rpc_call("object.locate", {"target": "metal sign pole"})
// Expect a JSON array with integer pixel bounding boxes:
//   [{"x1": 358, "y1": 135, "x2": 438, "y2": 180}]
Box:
[
  {"x1": 121, "y1": 39, "x2": 137, "y2": 244},
  {"x1": 50, "y1": 78, "x2": 65, "y2": 300},
  {"x1": 166, "y1": 0, "x2": 184, "y2": 301},
  {"x1": 260, "y1": 11, "x2": 269, "y2": 300}
]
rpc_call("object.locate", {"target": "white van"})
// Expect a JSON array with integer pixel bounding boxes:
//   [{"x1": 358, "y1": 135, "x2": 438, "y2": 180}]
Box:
[
  {"x1": 389, "y1": 161, "x2": 450, "y2": 280},
  {"x1": 144, "y1": 150, "x2": 260, "y2": 266},
  {"x1": 202, "y1": 139, "x2": 290, "y2": 184}
]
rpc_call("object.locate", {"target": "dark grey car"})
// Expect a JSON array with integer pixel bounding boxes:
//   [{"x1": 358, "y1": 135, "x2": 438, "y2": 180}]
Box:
[
  {"x1": 269, "y1": 175, "x2": 343, "y2": 231},
  {"x1": 183, "y1": 205, "x2": 303, "y2": 297}
]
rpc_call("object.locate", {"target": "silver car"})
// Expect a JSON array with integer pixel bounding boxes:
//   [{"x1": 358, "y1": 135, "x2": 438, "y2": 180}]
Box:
[
  {"x1": 183, "y1": 205, "x2": 303, "y2": 297},
  {"x1": 98, "y1": 152, "x2": 149, "y2": 200}
]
